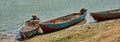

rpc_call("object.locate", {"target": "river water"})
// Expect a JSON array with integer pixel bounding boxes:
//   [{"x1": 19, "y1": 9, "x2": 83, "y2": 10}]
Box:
[{"x1": 0, "y1": 0, "x2": 120, "y2": 38}]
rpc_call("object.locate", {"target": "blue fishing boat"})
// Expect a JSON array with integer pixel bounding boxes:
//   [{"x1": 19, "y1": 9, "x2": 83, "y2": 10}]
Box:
[{"x1": 40, "y1": 13, "x2": 86, "y2": 33}]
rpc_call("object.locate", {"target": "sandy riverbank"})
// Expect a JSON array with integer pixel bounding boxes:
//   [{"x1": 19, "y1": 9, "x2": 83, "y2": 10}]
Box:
[
  {"x1": 0, "y1": 35, "x2": 18, "y2": 42},
  {"x1": 0, "y1": 19, "x2": 120, "y2": 42}
]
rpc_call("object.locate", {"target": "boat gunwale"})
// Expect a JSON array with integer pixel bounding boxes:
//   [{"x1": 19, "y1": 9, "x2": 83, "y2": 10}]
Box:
[
  {"x1": 90, "y1": 9, "x2": 120, "y2": 14},
  {"x1": 41, "y1": 13, "x2": 86, "y2": 28},
  {"x1": 20, "y1": 26, "x2": 39, "y2": 33},
  {"x1": 42, "y1": 13, "x2": 81, "y2": 24}
]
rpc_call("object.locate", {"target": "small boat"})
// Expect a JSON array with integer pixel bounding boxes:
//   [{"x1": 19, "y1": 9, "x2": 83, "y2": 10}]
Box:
[
  {"x1": 16, "y1": 13, "x2": 86, "y2": 40},
  {"x1": 90, "y1": 9, "x2": 120, "y2": 21}
]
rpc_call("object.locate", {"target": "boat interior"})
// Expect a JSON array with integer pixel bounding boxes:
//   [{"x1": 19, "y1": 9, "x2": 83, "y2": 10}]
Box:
[
  {"x1": 42, "y1": 13, "x2": 81, "y2": 24},
  {"x1": 93, "y1": 9, "x2": 120, "y2": 14},
  {"x1": 21, "y1": 26, "x2": 36, "y2": 32}
]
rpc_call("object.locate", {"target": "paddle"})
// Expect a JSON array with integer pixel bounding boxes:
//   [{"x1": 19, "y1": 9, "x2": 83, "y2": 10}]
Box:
[
  {"x1": 16, "y1": 21, "x2": 25, "y2": 40},
  {"x1": 17, "y1": 21, "x2": 25, "y2": 32}
]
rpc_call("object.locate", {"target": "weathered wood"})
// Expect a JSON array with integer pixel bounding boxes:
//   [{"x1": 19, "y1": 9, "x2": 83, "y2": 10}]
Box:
[{"x1": 91, "y1": 9, "x2": 120, "y2": 21}]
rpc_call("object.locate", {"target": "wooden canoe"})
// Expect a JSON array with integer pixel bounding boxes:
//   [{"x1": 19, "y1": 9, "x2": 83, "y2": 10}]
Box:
[
  {"x1": 16, "y1": 13, "x2": 86, "y2": 40},
  {"x1": 91, "y1": 9, "x2": 120, "y2": 21},
  {"x1": 40, "y1": 13, "x2": 86, "y2": 33}
]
